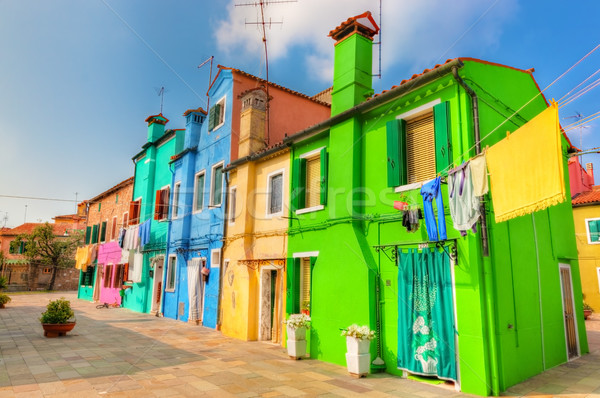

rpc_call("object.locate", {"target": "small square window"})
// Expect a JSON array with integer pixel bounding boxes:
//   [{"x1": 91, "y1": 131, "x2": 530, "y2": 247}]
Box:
[
  {"x1": 586, "y1": 218, "x2": 600, "y2": 244},
  {"x1": 208, "y1": 97, "x2": 226, "y2": 131}
]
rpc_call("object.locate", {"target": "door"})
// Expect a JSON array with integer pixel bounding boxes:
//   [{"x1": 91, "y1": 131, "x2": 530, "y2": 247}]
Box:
[
  {"x1": 151, "y1": 257, "x2": 164, "y2": 313},
  {"x1": 559, "y1": 264, "x2": 579, "y2": 360},
  {"x1": 259, "y1": 267, "x2": 282, "y2": 342}
]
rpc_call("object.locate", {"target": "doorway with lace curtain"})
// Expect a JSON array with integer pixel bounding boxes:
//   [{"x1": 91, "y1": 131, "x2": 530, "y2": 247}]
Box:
[
  {"x1": 258, "y1": 264, "x2": 283, "y2": 343},
  {"x1": 559, "y1": 263, "x2": 580, "y2": 360}
]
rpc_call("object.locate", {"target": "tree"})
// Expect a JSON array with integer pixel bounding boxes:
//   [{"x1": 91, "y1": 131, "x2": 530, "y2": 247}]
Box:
[{"x1": 11, "y1": 223, "x2": 83, "y2": 291}]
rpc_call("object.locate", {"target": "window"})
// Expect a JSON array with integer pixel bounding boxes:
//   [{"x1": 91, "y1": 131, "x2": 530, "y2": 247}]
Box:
[
  {"x1": 386, "y1": 100, "x2": 452, "y2": 187},
  {"x1": 98, "y1": 202, "x2": 101, "y2": 212},
  {"x1": 10, "y1": 241, "x2": 25, "y2": 254},
  {"x1": 211, "y1": 249, "x2": 221, "y2": 269},
  {"x1": 42, "y1": 267, "x2": 52, "y2": 274},
  {"x1": 154, "y1": 186, "x2": 170, "y2": 221},
  {"x1": 172, "y1": 182, "x2": 181, "y2": 219},
  {"x1": 110, "y1": 217, "x2": 118, "y2": 241},
  {"x1": 597, "y1": 267, "x2": 600, "y2": 294},
  {"x1": 300, "y1": 258, "x2": 311, "y2": 314},
  {"x1": 115, "y1": 193, "x2": 119, "y2": 203},
  {"x1": 91, "y1": 224, "x2": 99, "y2": 244},
  {"x1": 100, "y1": 221, "x2": 107, "y2": 243},
  {"x1": 208, "y1": 97, "x2": 225, "y2": 131},
  {"x1": 586, "y1": 218, "x2": 600, "y2": 244},
  {"x1": 85, "y1": 226, "x2": 92, "y2": 244},
  {"x1": 193, "y1": 171, "x2": 205, "y2": 212},
  {"x1": 267, "y1": 171, "x2": 283, "y2": 216},
  {"x1": 122, "y1": 212, "x2": 129, "y2": 228},
  {"x1": 292, "y1": 148, "x2": 328, "y2": 212},
  {"x1": 129, "y1": 199, "x2": 142, "y2": 225},
  {"x1": 210, "y1": 163, "x2": 224, "y2": 207},
  {"x1": 112, "y1": 264, "x2": 124, "y2": 288},
  {"x1": 103, "y1": 265, "x2": 113, "y2": 288},
  {"x1": 229, "y1": 187, "x2": 237, "y2": 224},
  {"x1": 81, "y1": 265, "x2": 94, "y2": 286},
  {"x1": 166, "y1": 255, "x2": 177, "y2": 291}
]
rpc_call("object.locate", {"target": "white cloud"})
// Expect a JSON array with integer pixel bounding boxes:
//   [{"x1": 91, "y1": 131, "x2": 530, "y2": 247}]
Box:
[{"x1": 214, "y1": 0, "x2": 517, "y2": 83}]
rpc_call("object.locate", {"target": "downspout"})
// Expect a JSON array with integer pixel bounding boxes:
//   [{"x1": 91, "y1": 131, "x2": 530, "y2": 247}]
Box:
[
  {"x1": 216, "y1": 167, "x2": 230, "y2": 330},
  {"x1": 452, "y1": 66, "x2": 500, "y2": 396},
  {"x1": 163, "y1": 162, "x2": 176, "y2": 318}
]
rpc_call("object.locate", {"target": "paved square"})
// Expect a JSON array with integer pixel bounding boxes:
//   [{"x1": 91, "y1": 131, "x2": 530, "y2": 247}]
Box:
[{"x1": 0, "y1": 292, "x2": 599, "y2": 397}]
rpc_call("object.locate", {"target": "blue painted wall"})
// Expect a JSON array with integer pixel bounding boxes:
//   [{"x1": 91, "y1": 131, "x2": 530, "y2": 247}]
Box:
[{"x1": 163, "y1": 70, "x2": 233, "y2": 328}]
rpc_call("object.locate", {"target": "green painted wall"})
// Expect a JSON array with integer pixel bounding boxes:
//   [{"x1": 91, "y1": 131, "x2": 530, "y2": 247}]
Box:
[{"x1": 287, "y1": 57, "x2": 587, "y2": 396}]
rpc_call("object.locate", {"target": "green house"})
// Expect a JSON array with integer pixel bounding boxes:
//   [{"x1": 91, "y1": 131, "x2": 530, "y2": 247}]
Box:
[{"x1": 284, "y1": 12, "x2": 587, "y2": 396}]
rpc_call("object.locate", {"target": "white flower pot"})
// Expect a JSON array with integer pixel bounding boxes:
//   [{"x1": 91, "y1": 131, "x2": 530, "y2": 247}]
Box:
[
  {"x1": 287, "y1": 325, "x2": 306, "y2": 341},
  {"x1": 345, "y1": 352, "x2": 370, "y2": 377},
  {"x1": 346, "y1": 336, "x2": 371, "y2": 355},
  {"x1": 287, "y1": 339, "x2": 307, "y2": 359}
]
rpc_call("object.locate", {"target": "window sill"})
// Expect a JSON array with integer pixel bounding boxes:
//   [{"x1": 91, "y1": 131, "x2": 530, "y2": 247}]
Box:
[
  {"x1": 165, "y1": 288, "x2": 175, "y2": 293},
  {"x1": 265, "y1": 211, "x2": 284, "y2": 219},
  {"x1": 296, "y1": 205, "x2": 324, "y2": 215},
  {"x1": 394, "y1": 182, "x2": 424, "y2": 193}
]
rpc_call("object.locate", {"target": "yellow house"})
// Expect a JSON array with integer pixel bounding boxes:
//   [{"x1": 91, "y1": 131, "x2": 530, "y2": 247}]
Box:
[
  {"x1": 572, "y1": 186, "x2": 600, "y2": 313},
  {"x1": 220, "y1": 88, "x2": 290, "y2": 343}
]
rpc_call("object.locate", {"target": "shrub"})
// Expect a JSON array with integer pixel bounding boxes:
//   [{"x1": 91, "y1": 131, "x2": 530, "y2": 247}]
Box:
[
  {"x1": 0, "y1": 293, "x2": 11, "y2": 305},
  {"x1": 40, "y1": 297, "x2": 74, "y2": 324}
]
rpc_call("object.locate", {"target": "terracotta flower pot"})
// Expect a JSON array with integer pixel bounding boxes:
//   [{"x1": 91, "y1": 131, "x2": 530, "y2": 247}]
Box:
[
  {"x1": 42, "y1": 322, "x2": 76, "y2": 338},
  {"x1": 584, "y1": 309, "x2": 592, "y2": 320}
]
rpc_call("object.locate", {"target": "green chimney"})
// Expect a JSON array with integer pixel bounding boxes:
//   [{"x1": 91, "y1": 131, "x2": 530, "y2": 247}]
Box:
[
  {"x1": 145, "y1": 114, "x2": 169, "y2": 142},
  {"x1": 329, "y1": 12, "x2": 379, "y2": 116}
]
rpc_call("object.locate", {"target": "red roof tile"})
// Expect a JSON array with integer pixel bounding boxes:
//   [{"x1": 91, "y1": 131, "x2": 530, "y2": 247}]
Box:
[
  {"x1": 211, "y1": 65, "x2": 330, "y2": 107},
  {"x1": 572, "y1": 186, "x2": 600, "y2": 205},
  {"x1": 0, "y1": 223, "x2": 71, "y2": 236},
  {"x1": 183, "y1": 107, "x2": 207, "y2": 116},
  {"x1": 328, "y1": 11, "x2": 380, "y2": 42}
]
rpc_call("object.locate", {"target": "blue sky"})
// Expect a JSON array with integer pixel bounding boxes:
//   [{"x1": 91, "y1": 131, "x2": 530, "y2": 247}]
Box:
[{"x1": 0, "y1": 0, "x2": 599, "y2": 228}]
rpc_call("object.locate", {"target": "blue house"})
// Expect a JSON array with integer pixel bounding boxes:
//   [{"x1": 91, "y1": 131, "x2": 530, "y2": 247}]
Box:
[{"x1": 162, "y1": 68, "x2": 234, "y2": 328}]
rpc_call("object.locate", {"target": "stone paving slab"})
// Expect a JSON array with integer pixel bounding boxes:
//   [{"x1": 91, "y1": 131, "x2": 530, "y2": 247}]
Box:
[{"x1": 0, "y1": 292, "x2": 598, "y2": 397}]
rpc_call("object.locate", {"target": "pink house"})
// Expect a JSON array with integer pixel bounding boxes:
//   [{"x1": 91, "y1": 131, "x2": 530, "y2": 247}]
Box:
[{"x1": 568, "y1": 157, "x2": 595, "y2": 197}]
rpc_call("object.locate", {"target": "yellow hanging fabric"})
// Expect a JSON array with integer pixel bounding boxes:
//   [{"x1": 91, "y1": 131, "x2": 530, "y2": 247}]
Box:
[{"x1": 486, "y1": 102, "x2": 565, "y2": 223}]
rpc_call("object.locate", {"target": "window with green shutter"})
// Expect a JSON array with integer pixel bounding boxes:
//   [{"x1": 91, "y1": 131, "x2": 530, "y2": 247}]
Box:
[
  {"x1": 587, "y1": 218, "x2": 600, "y2": 244},
  {"x1": 91, "y1": 224, "x2": 99, "y2": 244},
  {"x1": 100, "y1": 221, "x2": 107, "y2": 243},
  {"x1": 85, "y1": 226, "x2": 92, "y2": 244},
  {"x1": 208, "y1": 98, "x2": 225, "y2": 131},
  {"x1": 292, "y1": 148, "x2": 328, "y2": 211},
  {"x1": 386, "y1": 101, "x2": 452, "y2": 187}
]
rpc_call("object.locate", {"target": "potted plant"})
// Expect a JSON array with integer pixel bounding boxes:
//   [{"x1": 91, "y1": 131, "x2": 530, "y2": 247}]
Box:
[
  {"x1": 0, "y1": 276, "x2": 9, "y2": 309},
  {"x1": 583, "y1": 302, "x2": 594, "y2": 320},
  {"x1": 0, "y1": 293, "x2": 11, "y2": 309},
  {"x1": 341, "y1": 324, "x2": 375, "y2": 377},
  {"x1": 284, "y1": 313, "x2": 311, "y2": 360},
  {"x1": 40, "y1": 297, "x2": 76, "y2": 337}
]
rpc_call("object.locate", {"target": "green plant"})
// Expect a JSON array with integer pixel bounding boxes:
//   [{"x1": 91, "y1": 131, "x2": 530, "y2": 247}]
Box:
[
  {"x1": 0, "y1": 293, "x2": 11, "y2": 305},
  {"x1": 0, "y1": 275, "x2": 7, "y2": 290},
  {"x1": 583, "y1": 302, "x2": 594, "y2": 312},
  {"x1": 284, "y1": 313, "x2": 311, "y2": 330},
  {"x1": 341, "y1": 324, "x2": 376, "y2": 340},
  {"x1": 40, "y1": 297, "x2": 74, "y2": 324}
]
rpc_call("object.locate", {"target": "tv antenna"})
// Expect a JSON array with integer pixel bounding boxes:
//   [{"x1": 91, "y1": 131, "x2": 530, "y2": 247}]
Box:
[
  {"x1": 155, "y1": 86, "x2": 168, "y2": 114},
  {"x1": 373, "y1": 0, "x2": 382, "y2": 79},
  {"x1": 234, "y1": 0, "x2": 297, "y2": 144},
  {"x1": 198, "y1": 56, "x2": 214, "y2": 112}
]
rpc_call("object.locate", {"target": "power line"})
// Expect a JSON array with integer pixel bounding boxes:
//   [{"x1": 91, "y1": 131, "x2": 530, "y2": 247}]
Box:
[{"x1": 0, "y1": 195, "x2": 77, "y2": 203}]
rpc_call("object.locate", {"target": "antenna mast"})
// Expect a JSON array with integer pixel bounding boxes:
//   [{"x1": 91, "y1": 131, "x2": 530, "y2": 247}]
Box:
[
  {"x1": 157, "y1": 86, "x2": 166, "y2": 114},
  {"x1": 373, "y1": 0, "x2": 382, "y2": 79},
  {"x1": 234, "y1": 0, "x2": 297, "y2": 145},
  {"x1": 198, "y1": 56, "x2": 215, "y2": 114}
]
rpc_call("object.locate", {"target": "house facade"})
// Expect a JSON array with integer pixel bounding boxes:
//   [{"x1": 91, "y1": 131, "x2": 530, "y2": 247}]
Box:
[
  {"x1": 77, "y1": 177, "x2": 134, "y2": 303},
  {"x1": 283, "y1": 12, "x2": 587, "y2": 396},
  {"x1": 122, "y1": 115, "x2": 185, "y2": 314},
  {"x1": 219, "y1": 86, "x2": 330, "y2": 343},
  {"x1": 162, "y1": 67, "x2": 330, "y2": 330},
  {"x1": 570, "y1": 157, "x2": 600, "y2": 312}
]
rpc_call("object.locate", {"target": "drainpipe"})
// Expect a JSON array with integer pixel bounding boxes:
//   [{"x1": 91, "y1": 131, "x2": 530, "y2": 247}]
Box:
[{"x1": 452, "y1": 66, "x2": 499, "y2": 396}]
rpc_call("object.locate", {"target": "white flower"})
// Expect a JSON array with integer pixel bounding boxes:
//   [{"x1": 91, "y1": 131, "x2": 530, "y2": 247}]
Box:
[
  {"x1": 284, "y1": 313, "x2": 311, "y2": 330},
  {"x1": 341, "y1": 324, "x2": 376, "y2": 340}
]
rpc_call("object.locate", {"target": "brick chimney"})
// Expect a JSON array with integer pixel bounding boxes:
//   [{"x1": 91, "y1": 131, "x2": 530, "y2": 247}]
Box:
[
  {"x1": 145, "y1": 113, "x2": 169, "y2": 143},
  {"x1": 329, "y1": 11, "x2": 379, "y2": 116},
  {"x1": 238, "y1": 87, "x2": 268, "y2": 157},
  {"x1": 586, "y1": 162, "x2": 595, "y2": 183}
]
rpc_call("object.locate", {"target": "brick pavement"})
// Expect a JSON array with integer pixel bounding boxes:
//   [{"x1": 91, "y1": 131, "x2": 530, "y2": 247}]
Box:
[{"x1": 0, "y1": 292, "x2": 598, "y2": 397}]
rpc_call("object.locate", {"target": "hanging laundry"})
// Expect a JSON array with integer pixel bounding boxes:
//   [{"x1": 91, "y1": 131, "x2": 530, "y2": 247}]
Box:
[
  {"x1": 88, "y1": 244, "x2": 97, "y2": 263},
  {"x1": 130, "y1": 252, "x2": 143, "y2": 283},
  {"x1": 122, "y1": 225, "x2": 139, "y2": 250},
  {"x1": 469, "y1": 151, "x2": 489, "y2": 197},
  {"x1": 138, "y1": 219, "x2": 151, "y2": 248},
  {"x1": 448, "y1": 162, "x2": 479, "y2": 236},
  {"x1": 75, "y1": 246, "x2": 88, "y2": 270},
  {"x1": 118, "y1": 227, "x2": 126, "y2": 248},
  {"x1": 401, "y1": 208, "x2": 421, "y2": 233},
  {"x1": 486, "y1": 102, "x2": 565, "y2": 222},
  {"x1": 420, "y1": 177, "x2": 447, "y2": 241}
]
